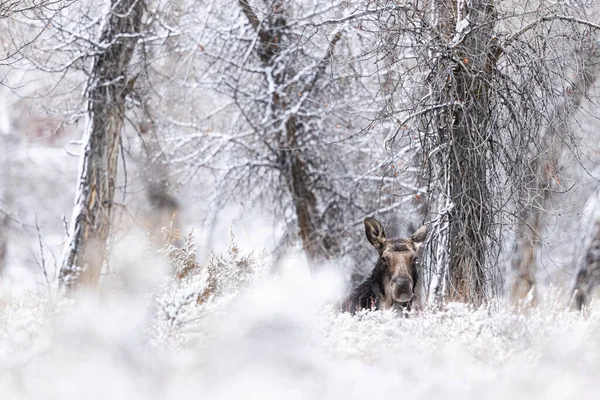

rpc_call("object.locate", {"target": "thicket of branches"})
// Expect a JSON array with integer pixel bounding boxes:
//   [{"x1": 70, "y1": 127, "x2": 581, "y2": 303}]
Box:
[
  {"x1": 363, "y1": 0, "x2": 600, "y2": 304},
  {"x1": 1, "y1": 0, "x2": 600, "y2": 306}
]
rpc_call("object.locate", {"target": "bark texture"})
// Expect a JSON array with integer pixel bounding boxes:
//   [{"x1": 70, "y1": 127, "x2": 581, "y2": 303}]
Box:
[
  {"x1": 512, "y1": 47, "x2": 599, "y2": 306},
  {"x1": 572, "y1": 186, "x2": 600, "y2": 310},
  {"x1": 0, "y1": 214, "x2": 7, "y2": 276},
  {"x1": 572, "y1": 217, "x2": 600, "y2": 310},
  {"x1": 59, "y1": 0, "x2": 144, "y2": 290},
  {"x1": 138, "y1": 119, "x2": 182, "y2": 248},
  {"x1": 238, "y1": 0, "x2": 340, "y2": 263},
  {"x1": 430, "y1": 0, "x2": 499, "y2": 303}
]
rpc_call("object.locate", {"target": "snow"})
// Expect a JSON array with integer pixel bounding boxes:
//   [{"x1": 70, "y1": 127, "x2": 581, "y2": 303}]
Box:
[
  {"x1": 455, "y1": 19, "x2": 470, "y2": 34},
  {"x1": 1, "y1": 1, "x2": 600, "y2": 398},
  {"x1": 0, "y1": 252, "x2": 599, "y2": 399}
]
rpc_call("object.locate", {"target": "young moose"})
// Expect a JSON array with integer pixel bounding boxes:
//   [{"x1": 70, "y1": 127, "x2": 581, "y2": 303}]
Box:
[{"x1": 345, "y1": 218, "x2": 427, "y2": 313}]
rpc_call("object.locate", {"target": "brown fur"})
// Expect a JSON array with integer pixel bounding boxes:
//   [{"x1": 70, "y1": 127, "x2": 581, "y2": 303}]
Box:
[{"x1": 344, "y1": 218, "x2": 427, "y2": 313}]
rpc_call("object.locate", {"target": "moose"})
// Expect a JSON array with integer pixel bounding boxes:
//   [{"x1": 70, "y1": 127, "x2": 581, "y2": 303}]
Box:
[{"x1": 345, "y1": 217, "x2": 427, "y2": 313}]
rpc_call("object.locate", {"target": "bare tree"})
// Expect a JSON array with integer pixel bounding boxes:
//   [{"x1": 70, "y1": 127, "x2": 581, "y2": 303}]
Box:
[
  {"x1": 424, "y1": 0, "x2": 499, "y2": 303},
  {"x1": 148, "y1": 1, "x2": 413, "y2": 271},
  {"x1": 138, "y1": 115, "x2": 182, "y2": 248},
  {"x1": 371, "y1": 1, "x2": 600, "y2": 304},
  {"x1": 124, "y1": 2, "x2": 188, "y2": 249},
  {"x1": 6, "y1": 0, "x2": 598, "y2": 302},
  {"x1": 511, "y1": 44, "x2": 600, "y2": 306},
  {"x1": 572, "y1": 188, "x2": 600, "y2": 310},
  {"x1": 0, "y1": 129, "x2": 13, "y2": 277},
  {"x1": 144, "y1": 0, "x2": 600, "y2": 293},
  {"x1": 0, "y1": 212, "x2": 7, "y2": 276},
  {"x1": 59, "y1": 0, "x2": 144, "y2": 290},
  {"x1": 235, "y1": 0, "x2": 345, "y2": 262}
]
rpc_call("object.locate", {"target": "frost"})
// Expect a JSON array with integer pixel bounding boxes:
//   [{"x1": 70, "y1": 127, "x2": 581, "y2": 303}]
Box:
[
  {"x1": 455, "y1": 19, "x2": 469, "y2": 33},
  {"x1": 1, "y1": 269, "x2": 600, "y2": 399},
  {"x1": 1, "y1": 0, "x2": 600, "y2": 398},
  {"x1": 151, "y1": 231, "x2": 266, "y2": 348},
  {"x1": 199, "y1": 234, "x2": 267, "y2": 302}
]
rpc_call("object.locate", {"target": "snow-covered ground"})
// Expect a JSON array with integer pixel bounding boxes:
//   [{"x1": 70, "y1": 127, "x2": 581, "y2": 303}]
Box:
[
  {"x1": 2, "y1": 4, "x2": 600, "y2": 397},
  {"x1": 0, "y1": 254, "x2": 598, "y2": 400}
]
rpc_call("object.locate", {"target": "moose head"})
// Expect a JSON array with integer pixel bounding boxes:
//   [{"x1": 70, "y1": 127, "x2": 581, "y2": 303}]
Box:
[{"x1": 346, "y1": 218, "x2": 427, "y2": 312}]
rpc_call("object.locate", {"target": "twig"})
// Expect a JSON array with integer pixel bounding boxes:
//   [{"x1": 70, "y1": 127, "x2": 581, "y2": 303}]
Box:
[{"x1": 34, "y1": 216, "x2": 51, "y2": 288}]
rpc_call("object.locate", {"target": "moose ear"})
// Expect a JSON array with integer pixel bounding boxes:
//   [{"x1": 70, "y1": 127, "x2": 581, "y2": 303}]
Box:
[
  {"x1": 364, "y1": 217, "x2": 386, "y2": 251},
  {"x1": 410, "y1": 225, "x2": 428, "y2": 250}
]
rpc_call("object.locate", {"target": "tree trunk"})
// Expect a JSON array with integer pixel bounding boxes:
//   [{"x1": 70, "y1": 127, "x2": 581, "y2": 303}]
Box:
[
  {"x1": 238, "y1": 0, "x2": 340, "y2": 264},
  {"x1": 0, "y1": 214, "x2": 7, "y2": 276},
  {"x1": 572, "y1": 190, "x2": 600, "y2": 310},
  {"x1": 0, "y1": 142, "x2": 10, "y2": 277},
  {"x1": 0, "y1": 106, "x2": 20, "y2": 278},
  {"x1": 284, "y1": 116, "x2": 321, "y2": 260},
  {"x1": 59, "y1": 0, "x2": 144, "y2": 290},
  {"x1": 428, "y1": 0, "x2": 499, "y2": 304},
  {"x1": 512, "y1": 46, "x2": 599, "y2": 306},
  {"x1": 137, "y1": 116, "x2": 182, "y2": 249}
]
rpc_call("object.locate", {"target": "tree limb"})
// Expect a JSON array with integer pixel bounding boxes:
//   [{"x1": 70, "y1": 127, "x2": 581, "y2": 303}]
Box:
[
  {"x1": 503, "y1": 14, "x2": 600, "y2": 49},
  {"x1": 308, "y1": 28, "x2": 344, "y2": 91},
  {"x1": 238, "y1": 0, "x2": 261, "y2": 32}
]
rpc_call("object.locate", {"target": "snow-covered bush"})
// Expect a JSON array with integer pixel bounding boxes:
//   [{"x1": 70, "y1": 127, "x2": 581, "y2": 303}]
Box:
[
  {"x1": 2, "y1": 275, "x2": 599, "y2": 400},
  {"x1": 159, "y1": 227, "x2": 201, "y2": 280},
  {"x1": 1, "y1": 233, "x2": 599, "y2": 400},
  {"x1": 199, "y1": 234, "x2": 266, "y2": 303},
  {"x1": 0, "y1": 272, "x2": 598, "y2": 398},
  {"x1": 152, "y1": 230, "x2": 266, "y2": 347}
]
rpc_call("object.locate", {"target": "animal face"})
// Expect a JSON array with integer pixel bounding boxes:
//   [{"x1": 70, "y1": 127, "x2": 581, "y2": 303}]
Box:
[{"x1": 364, "y1": 217, "x2": 427, "y2": 309}]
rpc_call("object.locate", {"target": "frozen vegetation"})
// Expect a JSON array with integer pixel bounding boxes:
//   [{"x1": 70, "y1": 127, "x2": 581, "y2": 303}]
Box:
[
  {"x1": 1, "y1": 0, "x2": 600, "y2": 398},
  {"x1": 0, "y1": 236, "x2": 598, "y2": 400}
]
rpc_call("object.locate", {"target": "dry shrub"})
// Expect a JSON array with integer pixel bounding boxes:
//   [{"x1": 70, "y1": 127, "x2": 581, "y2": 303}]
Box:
[
  {"x1": 160, "y1": 227, "x2": 201, "y2": 280},
  {"x1": 152, "y1": 228, "x2": 266, "y2": 345},
  {"x1": 199, "y1": 233, "x2": 266, "y2": 304}
]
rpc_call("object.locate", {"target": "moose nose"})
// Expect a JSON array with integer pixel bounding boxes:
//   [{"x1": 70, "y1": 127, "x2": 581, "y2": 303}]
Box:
[{"x1": 393, "y1": 276, "x2": 413, "y2": 293}]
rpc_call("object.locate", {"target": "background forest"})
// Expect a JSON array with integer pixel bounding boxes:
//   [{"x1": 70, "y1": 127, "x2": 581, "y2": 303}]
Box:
[{"x1": 1, "y1": 0, "x2": 600, "y2": 398}]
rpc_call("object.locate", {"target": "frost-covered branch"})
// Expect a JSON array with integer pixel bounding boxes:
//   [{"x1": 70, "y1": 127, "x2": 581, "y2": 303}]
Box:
[{"x1": 503, "y1": 14, "x2": 600, "y2": 49}]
